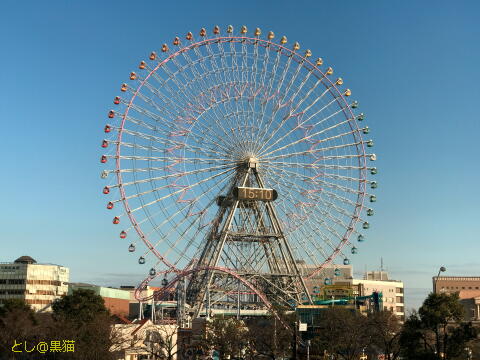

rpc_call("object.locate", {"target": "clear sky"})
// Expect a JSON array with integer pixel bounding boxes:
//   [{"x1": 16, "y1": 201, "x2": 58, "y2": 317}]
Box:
[{"x1": 1, "y1": 0, "x2": 479, "y2": 311}]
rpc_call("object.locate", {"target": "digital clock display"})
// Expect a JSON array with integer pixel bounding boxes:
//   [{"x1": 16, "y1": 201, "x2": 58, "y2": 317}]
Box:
[{"x1": 233, "y1": 187, "x2": 278, "y2": 201}]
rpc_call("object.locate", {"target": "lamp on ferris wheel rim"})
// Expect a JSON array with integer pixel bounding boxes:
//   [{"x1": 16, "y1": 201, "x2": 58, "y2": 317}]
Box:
[{"x1": 233, "y1": 187, "x2": 278, "y2": 201}]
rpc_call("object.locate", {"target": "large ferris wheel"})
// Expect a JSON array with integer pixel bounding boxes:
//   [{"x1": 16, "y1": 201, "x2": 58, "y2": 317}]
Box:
[{"x1": 100, "y1": 25, "x2": 376, "y2": 320}]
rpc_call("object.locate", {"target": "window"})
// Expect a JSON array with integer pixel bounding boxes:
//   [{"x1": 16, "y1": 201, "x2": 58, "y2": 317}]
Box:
[{"x1": 7, "y1": 279, "x2": 25, "y2": 285}]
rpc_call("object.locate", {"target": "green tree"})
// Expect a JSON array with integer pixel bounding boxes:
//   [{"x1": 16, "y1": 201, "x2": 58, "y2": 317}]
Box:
[
  {"x1": 49, "y1": 289, "x2": 116, "y2": 360},
  {"x1": 52, "y1": 288, "x2": 109, "y2": 323},
  {"x1": 400, "y1": 292, "x2": 477, "y2": 360}
]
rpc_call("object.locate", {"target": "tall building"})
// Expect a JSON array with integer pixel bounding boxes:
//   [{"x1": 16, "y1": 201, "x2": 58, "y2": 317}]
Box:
[
  {"x1": 0, "y1": 256, "x2": 69, "y2": 311},
  {"x1": 353, "y1": 273, "x2": 405, "y2": 321},
  {"x1": 433, "y1": 276, "x2": 480, "y2": 321}
]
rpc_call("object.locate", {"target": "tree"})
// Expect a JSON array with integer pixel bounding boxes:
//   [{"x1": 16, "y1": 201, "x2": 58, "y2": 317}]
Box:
[
  {"x1": 245, "y1": 315, "x2": 293, "y2": 359},
  {"x1": 49, "y1": 289, "x2": 116, "y2": 360},
  {"x1": 200, "y1": 317, "x2": 249, "y2": 359},
  {"x1": 310, "y1": 308, "x2": 370, "y2": 360},
  {"x1": 144, "y1": 325, "x2": 178, "y2": 360},
  {"x1": 367, "y1": 310, "x2": 401, "y2": 360},
  {"x1": 0, "y1": 299, "x2": 39, "y2": 359},
  {"x1": 52, "y1": 289, "x2": 109, "y2": 324},
  {"x1": 399, "y1": 292, "x2": 477, "y2": 360}
]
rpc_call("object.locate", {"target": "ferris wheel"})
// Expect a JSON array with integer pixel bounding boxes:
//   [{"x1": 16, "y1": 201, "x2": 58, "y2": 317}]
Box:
[{"x1": 100, "y1": 25, "x2": 376, "y2": 317}]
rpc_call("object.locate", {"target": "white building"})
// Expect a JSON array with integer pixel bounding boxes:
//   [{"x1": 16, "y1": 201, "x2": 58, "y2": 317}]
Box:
[
  {"x1": 353, "y1": 271, "x2": 405, "y2": 321},
  {"x1": 0, "y1": 256, "x2": 69, "y2": 311}
]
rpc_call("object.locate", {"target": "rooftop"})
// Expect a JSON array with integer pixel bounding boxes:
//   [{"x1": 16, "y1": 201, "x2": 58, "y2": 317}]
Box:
[{"x1": 0, "y1": 256, "x2": 66, "y2": 267}]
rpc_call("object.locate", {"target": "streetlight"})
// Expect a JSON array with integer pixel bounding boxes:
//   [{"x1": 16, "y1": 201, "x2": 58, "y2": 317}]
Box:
[{"x1": 434, "y1": 266, "x2": 446, "y2": 293}]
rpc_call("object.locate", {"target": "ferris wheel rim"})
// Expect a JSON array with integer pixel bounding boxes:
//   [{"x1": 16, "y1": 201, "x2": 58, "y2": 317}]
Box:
[
  {"x1": 102, "y1": 27, "x2": 376, "y2": 285},
  {"x1": 113, "y1": 35, "x2": 369, "y2": 275}
]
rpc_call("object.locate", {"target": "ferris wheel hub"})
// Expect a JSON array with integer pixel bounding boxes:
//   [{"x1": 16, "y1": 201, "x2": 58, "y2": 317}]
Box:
[{"x1": 245, "y1": 157, "x2": 259, "y2": 169}]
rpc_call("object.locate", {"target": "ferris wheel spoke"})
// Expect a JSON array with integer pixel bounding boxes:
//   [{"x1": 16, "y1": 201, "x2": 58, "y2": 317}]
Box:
[
  {"x1": 265, "y1": 168, "x2": 363, "y2": 212},
  {"x1": 253, "y1": 49, "x2": 295, "y2": 150},
  {"x1": 265, "y1": 165, "x2": 361, "y2": 227},
  {"x1": 266, "y1": 160, "x2": 369, "y2": 172},
  {"x1": 261, "y1": 124, "x2": 362, "y2": 160},
  {"x1": 257, "y1": 94, "x2": 347, "y2": 158},
  {"x1": 126, "y1": 167, "x2": 235, "y2": 213},
  {"x1": 164, "y1": 54, "x2": 241, "y2": 144},
  {"x1": 119, "y1": 127, "x2": 231, "y2": 160},
  {"x1": 135, "y1": 171, "x2": 226, "y2": 238},
  {"x1": 269, "y1": 175, "x2": 337, "y2": 265},
  {"x1": 116, "y1": 164, "x2": 235, "y2": 189},
  {"x1": 255, "y1": 84, "x2": 331, "y2": 155},
  {"x1": 263, "y1": 162, "x2": 365, "y2": 196},
  {"x1": 257, "y1": 97, "x2": 351, "y2": 158},
  {"x1": 253, "y1": 44, "x2": 283, "y2": 148},
  {"x1": 262, "y1": 140, "x2": 364, "y2": 162}
]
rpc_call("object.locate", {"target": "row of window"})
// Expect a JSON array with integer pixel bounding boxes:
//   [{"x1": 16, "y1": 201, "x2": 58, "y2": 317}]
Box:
[
  {"x1": 0, "y1": 290, "x2": 57, "y2": 295},
  {"x1": 0, "y1": 279, "x2": 64, "y2": 286},
  {"x1": 0, "y1": 290, "x2": 25, "y2": 295},
  {"x1": 27, "y1": 280, "x2": 63, "y2": 286},
  {"x1": 0, "y1": 266, "x2": 20, "y2": 270},
  {"x1": 443, "y1": 286, "x2": 480, "y2": 290},
  {"x1": 0, "y1": 279, "x2": 25, "y2": 284},
  {"x1": 383, "y1": 306, "x2": 404, "y2": 313},
  {"x1": 25, "y1": 299, "x2": 52, "y2": 305}
]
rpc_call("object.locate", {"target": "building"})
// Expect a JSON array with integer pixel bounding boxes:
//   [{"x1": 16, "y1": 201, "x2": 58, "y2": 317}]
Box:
[
  {"x1": 353, "y1": 272, "x2": 405, "y2": 321},
  {"x1": 0, "y1": 256, "x2": 69, "y2": 311},
  {"x1": 433, "y1": 276, "x2": 480, "y2": 321},
  {"x1": 299, "y1": 262, "x2": 353, "y2": 295},
  {"x1": 69, "y1": 283, "x2": 131, "y2": 317}
]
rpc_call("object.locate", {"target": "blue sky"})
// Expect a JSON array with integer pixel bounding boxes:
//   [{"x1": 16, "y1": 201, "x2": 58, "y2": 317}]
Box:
[{"x1": 1, "y1": 0, "x2": 479, "y2": 310}]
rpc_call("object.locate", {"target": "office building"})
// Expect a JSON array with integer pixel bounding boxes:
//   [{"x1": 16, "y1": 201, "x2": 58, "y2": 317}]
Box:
[
  {"x1": 0, "y1": 255, "x2": 69, "y2": 311},
  {"x1": 353, "y1": 273, "x2": 405, "y2": 321},
  {"x1": 433, "y1": 276, "x2": 480, "y2": 321}
]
